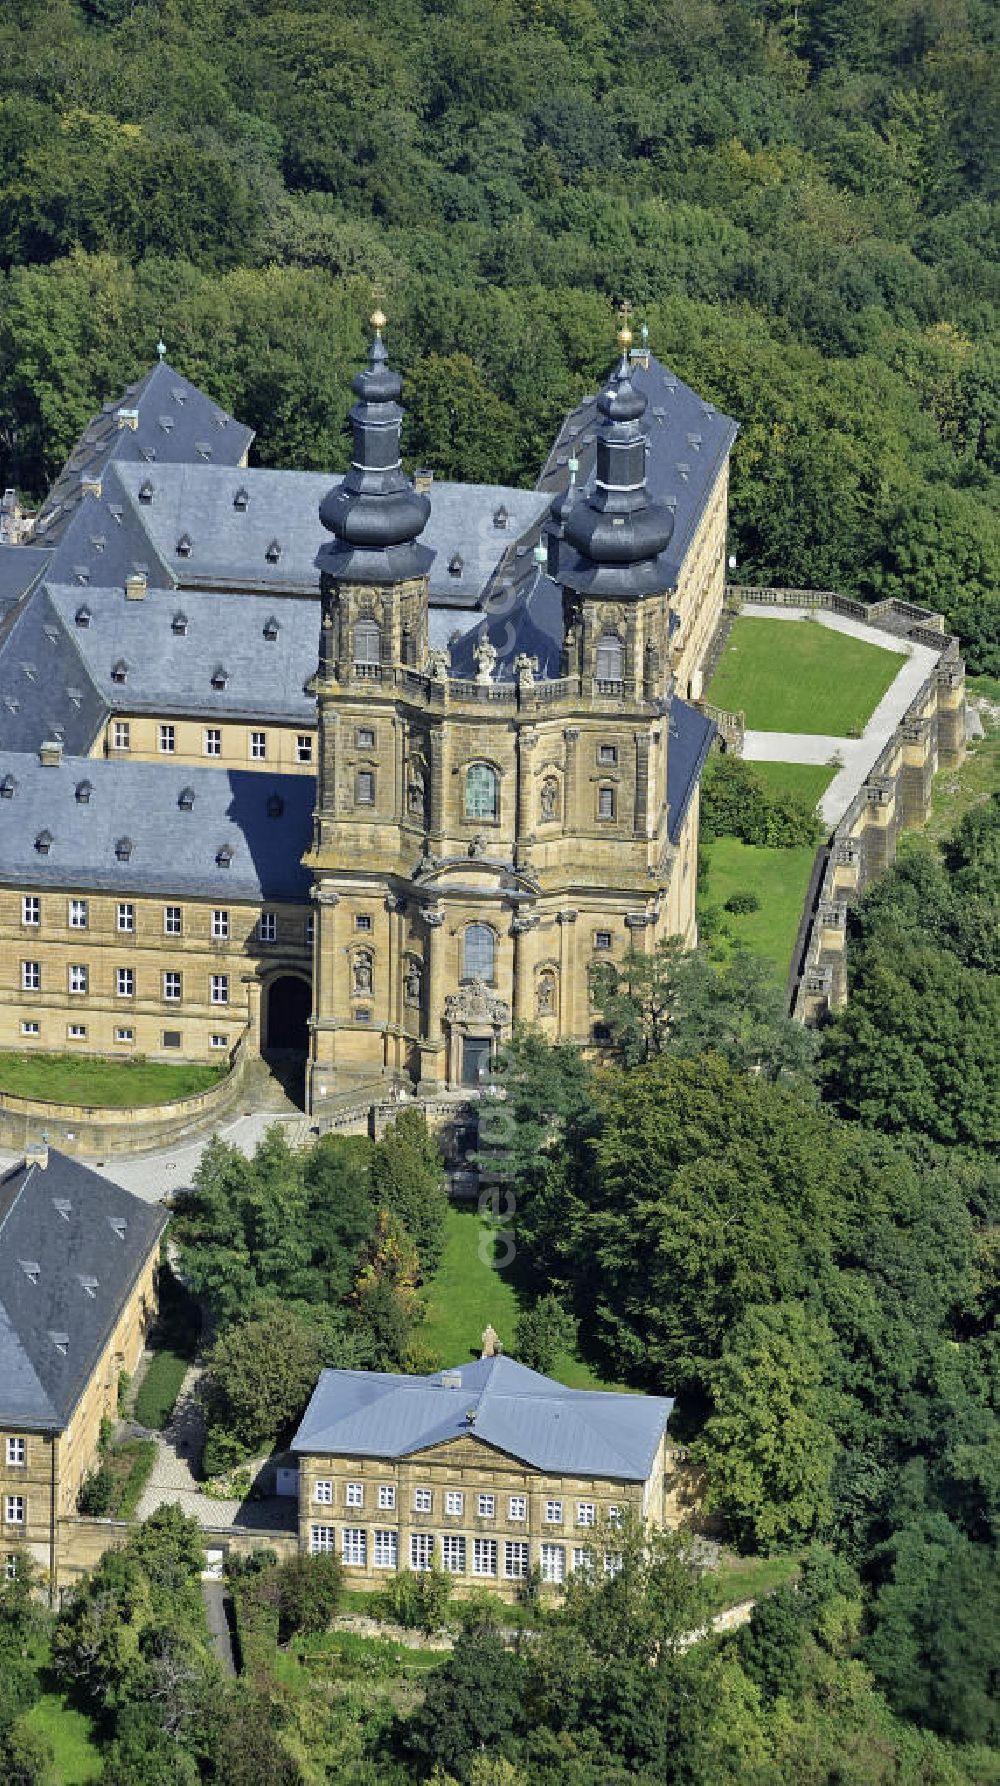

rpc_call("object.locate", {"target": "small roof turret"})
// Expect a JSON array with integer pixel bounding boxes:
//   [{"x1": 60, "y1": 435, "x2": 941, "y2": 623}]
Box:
[{"x1": 315, "y1": 312, "x2": 434, "y2": 587}]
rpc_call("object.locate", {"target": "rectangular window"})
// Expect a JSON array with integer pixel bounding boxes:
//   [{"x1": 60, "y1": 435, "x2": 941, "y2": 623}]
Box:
[
  {"x1": 373, "y1": 1529, "x2": 398, "y2": 1570},
  {"x1": 504, "y1": 1542, "x2": 529, "y2": 1580},
  {"x1": 305, "y1": 915, "x2": 315, "y2": 947},
  {"x1": 20, "y1": 1021, "x2": 39, "y2": 1037},
  {"x1": 413, "y1": 1488, "x2": 432, "y2": 1514},
  {"x1": 164, "y1": 905, "x2": 182, "y2": 936},
  {"x1": 355, "y1": 914, "x2": 372, "y2": 931},
  {"x1": 296, "y1": 733, "x2": 313, "y2": 764},
  {"x1": 115, "y1": 1028, "x2": 134, "y2": 1045},
  {"x1": 445, "y1": 1491, "x2": 464, "y2": 1517},
  {"x1": 163, "y1": 971, "x2": 182, "y2": 1002},
  {"x1": 4, "y1": 1498, "x2": 24, "y2": 1526},
  {"x1": 68, "y1": 964, "x2": 88, "y2": 995},
  {"x1": 4, "y1": 1555, "x2": 16, "y2": 1582},
  {"x1": 6, "y1": 1438, "x2": 26, "y2": 1468},
  {"x1": 410, "y1": 1533, "x2": 434, "y2": 1572},
  {"x1": 604, "y1": 1552, "x2": 624, "y2": 1576},
  {"x1": 112, "y1": 721, "x2": 130, "y2": 750},
  {"x1": 116, "y1": 967, "x2": 134, "y2": 998},
  {"x1": 576, "y1": 1502, "x2": 595, "y2": 1527},
  {"x1": 597, "y1": 786, "x2": 616, "y2": 821},
  {"x1": 21, "y1": 896, "x2": 40, "y2": 926},
  {"x1": 607, "y1": 1505, "x2": 622, "y2": 1527},
  {"x1": 544, "y1": 1500, "x2": 563, "y2": 1524},
  {"x1": 159, "y1": 724, "x2": 175, "y2": 754},
  {"x1": 209, "y1": 1033, "x2": 228, "y2": 1049},
  {"x1": 355, "y1": 770, "x2": 375, "y2": 806},
  {"x1": 356, "y1": 728, "x2": 375, "y2": 749},
  {"x1": 67, "y1": 1024, "x2": 87, "y2": 1040},
  {"x1": 441, "y1": 1535, "x2": 466, "y2": 1575},
  {"x1": 509, "y1": 1496, "x2": 527, "y2": 1521},
  {"x1": 211, "y1": 909, "x2": 229, "y2": 940},
  {"x1": 117, "y1": 902, "x2": 134, "y2": 933},
  {"x1": 594, "y1": 931, "x2": 612, "y2": 952},
  {"x1": 477, "y1": 1494, "x2": 495, "y2": 1519},
  {"x1": 204, "y1": 727, "x2": 222, "y2": 757},
  {"x1": 598, "y1": 744, "x2": 618, "y2": 765},
  {"x1": 345, "y1": 1482, "x2": 364, "y2": 1508},
  {"x1": 250, "y1": 730, "x2": 267, "y2": 761},
  {"x1": 21, "y1": 961, "x2": 40, "y2": 992},
  {"x1": 68, "y1": 898, "x2": 88, "y2": 929},
  {"x1": 377, "y1": 1484, "x2": 396, "y2": 1511},
  {"x1": 473, "y1": 1539, "x2": 498, "y2": 1578},
  {"x1": 314, "y1": 1480, "x2": 333, "y2": 1506},
  {"x1": 341, "y1": 1528, "x2": 367, "y2": 1567},
  {"x1": 162, "y1": 1030, "x2": 182, "y2": 1049},
  {"x1": 540, "y1": 1544, "x2": 565, "y2": 1583},
  {"x1": 211, "y1": 975, "x2": 229, "y2": 1005},
  {"x1": 258, "y1": 912, "x2": 277, "y2": 944},
  {"x1": 310, "y1": 1525, "x2": 335, "y2": 1554},
  {"x1": 572, "y1": 1547, "x2": 595, "y2": 1575}
]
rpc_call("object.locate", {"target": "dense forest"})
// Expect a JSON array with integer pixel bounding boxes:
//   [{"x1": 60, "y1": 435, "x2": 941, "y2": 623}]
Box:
[{"x1": 0, "y1": 0, "x2": 998, "y2": 666}]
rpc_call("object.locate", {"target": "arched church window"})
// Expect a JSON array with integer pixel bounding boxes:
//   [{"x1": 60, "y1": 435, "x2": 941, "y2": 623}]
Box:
[
  {"x1": 463, "y1": 923, "x2": 496, "y2": 984},
  {"x1": 353, "y1": 617, "x2": 381, "y2": 674},
  {"x1": 595, "y1": 633, "x2": 623, "y2": 689},
  {"x1": 465, "y1": 763, "x2": 498, "y2": 821}
]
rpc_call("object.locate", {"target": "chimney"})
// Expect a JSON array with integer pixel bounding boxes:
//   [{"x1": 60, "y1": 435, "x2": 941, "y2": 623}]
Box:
[
  {"x1": 24, "y1": 1140, "x2": 48, "y2": 1171},
  {"x1": 413, "y1": 468, "x2": 434, "y2": 494},
  {"x1": 125, "y1": 571, "x2": 147, "y2": 601},
  {"x1": 39, "y1": 739, "x2": 63, "y2": 768}
]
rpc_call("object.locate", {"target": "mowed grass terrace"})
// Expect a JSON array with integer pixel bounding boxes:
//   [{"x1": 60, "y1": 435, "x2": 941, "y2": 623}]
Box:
[
  {"x1": 708, "y1": 616, "x2": 902, "y2": 734},
  {"x1": 700, "y1": 837, "x2": 818, "y2": 985},
  {"x1": 0, "y1": 1050, "x2": 224, "y2": 1106}
]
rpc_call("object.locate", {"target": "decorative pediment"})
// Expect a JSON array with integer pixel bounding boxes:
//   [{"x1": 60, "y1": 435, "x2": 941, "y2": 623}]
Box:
[
  {"x1": 413, "y1": 855, "x2": 542, "y2": 896},
  {"x1": 444, "y1": 979, "x2": 510, "y2": 1030}
]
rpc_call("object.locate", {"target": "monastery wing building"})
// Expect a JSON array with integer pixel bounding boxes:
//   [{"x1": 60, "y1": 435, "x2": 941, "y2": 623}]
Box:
[{"x1": 0, "y1": 322, "x2": 736, "y2": 1110}]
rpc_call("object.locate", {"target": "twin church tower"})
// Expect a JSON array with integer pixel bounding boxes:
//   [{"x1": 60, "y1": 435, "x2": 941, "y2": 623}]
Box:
[{"x1": 305, "y1": 315, "x2": 725, "y2": 1105}]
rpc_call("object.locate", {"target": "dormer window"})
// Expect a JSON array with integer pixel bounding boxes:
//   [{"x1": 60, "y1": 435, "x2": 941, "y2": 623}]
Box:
[
  {"x1": 263, "y1": 616, "x2": 279, "y2": 641},
  {"x1": 159, "y1": 415, "x2": 174, "y2": 434},
  {"x1": 138, "y1": 479, "x2": 154, "y2": 504},
  {"x1": 115, "y1": 836, "x2": 134, "y2": 861},
  {"x1": 176, "y1": 533, "x2": 192, "y2": 557},
  {"x1": 75, "y1": 605, "x2": 92, "y2": 627},
  {"x1": 265, "y1": 539, "x2": 281, "y2": 564},
  {"x1": 266, "y1": 794, "x2": 284, "y2": 819},
  {"x1": 111, "y1": 659, "x2": 128, "y2": 684},
  {"x1": 216, "y1": 843, "x2": 234, "y2": 867},
  {"x1": 35, "y1": 830, "x2": 53, "y2": 855},
  {"x1": 53, "y1": 1199, "x2": 72, "y2": 1220},
  {"x1": 171, "y1": 611, "x2": 188, "y2": 636},
  {"x1": 195, "y1": 442, "x2": 211, "y2": 461},
  {"x1": 178, "y1": 787, "x2": 195, "y2": 811},
  {"x1": 74, "y1": 567, "x2": 91, "y2": 585},
  {"x1": 449, "y1": 553, "x2": 463, "y2": 577},
  {"x1": 211, "y1": 665, "x2": 229, "y2": 690},
  {"x1": 0, "y1": 774, "x2": 16, "y2": 799},
  {"x1": 50, "y1": 1332, "x2": 69, "y2": 1356},
  {"x1": 75, "y1": 780, "x2": 93, "y2": 804},
  {"x1": 20, "y1": 1261, "x2": 40, "y2": 1285},
  {"x1": 77, "y1": 1275, "x2": 99, "y2": 1298},
  {"x1": 234, "y1": 487, "x2": 249, "y2": 512},
  {"x1": 109, "y1": 1217, "x2": 127, "y2": 1240},
  {"x1": 493, "y1": 504, "x2": 508, "y2": 529}
]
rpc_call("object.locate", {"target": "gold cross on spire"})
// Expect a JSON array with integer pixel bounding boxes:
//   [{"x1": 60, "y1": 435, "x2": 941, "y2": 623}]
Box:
[
  {"x1": 617, "y1": 299, "x2": 633, "y2": 349},
  {"x1": 371, "y1": 284, "x2": 387, "y2": 336}
]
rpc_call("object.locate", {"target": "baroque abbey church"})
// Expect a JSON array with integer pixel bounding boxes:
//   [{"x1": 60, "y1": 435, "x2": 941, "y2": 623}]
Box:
[{"x1": 0, "y1": 318, "x2": 736, "y2": 1109}]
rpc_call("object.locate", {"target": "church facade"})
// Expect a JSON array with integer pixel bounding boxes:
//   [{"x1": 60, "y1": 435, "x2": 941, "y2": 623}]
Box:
[{"x1": 0, "y1": 321, "x2": 736, "y2": 1107}]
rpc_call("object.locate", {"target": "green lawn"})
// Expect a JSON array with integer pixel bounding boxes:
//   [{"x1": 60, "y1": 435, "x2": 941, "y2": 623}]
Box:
[
  {"x1": 133, "y1": 1347, "x2": 189, "y2": 1429},
  {"x1": 749, "y1": 760, "x2": 835, "y2": 810},
  {"x1": 0, "y1": 1050, "x2": 224, "y2": 1107},
  {"x1": 708, "y1": 616, "x2": 902, "y2": 735},
  {"x1": 700, "y1": 837, "x2": 818, "y2": 984},
  {"x1": 420, "y1": 1207, "x2": 623, "y2": 1391},
  {"x1": 22, "y1": 1647, "x2": 102, "y2": 1783},
  {"x1": 704, "y1": 1550, "x2": 802, "y2": 1613}
]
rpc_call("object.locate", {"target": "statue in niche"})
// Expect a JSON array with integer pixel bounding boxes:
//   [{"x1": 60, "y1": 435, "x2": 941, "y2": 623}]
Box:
[
  {"x1": 474, "y1": 635, "x2": 498, "y2": 684},
  {"x1": 404, "y1": 960, "x2": 422, "y2": 1006},
  {"x1": 407, "y1": 757, "x2": 427, "y2": 821},
  {"x1": 353, "y1": 951, "x2": 373, "y2": 995},
  {"x1": 539, "y1": 777, "x2": 559, "y2": 822},
  {"x1": 536, "y1": 973, "x2": 556, "y2": 1017}
]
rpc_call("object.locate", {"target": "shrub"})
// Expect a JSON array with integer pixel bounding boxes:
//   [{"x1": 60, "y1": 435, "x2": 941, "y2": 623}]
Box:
[
  {"x1": 512, "y1": 1295, "x2": 577, "y2": 1375},
  {"x1": 116, "y1": 1370, "x2": 131, "y2": 1417},
  {"x1": 725, "y1": 890, "x2": 761, "y2": 914},
  {"x1": 274, "y1": 1552, "x2": 343, "y2": 1641},
  {"x1": 701, "y1": 754, "x2": 822, "y2": 849},
  {"x1": 77, "y1": 1463, "x2": 114, "y2": 1515},
  {"x1": 381, "y1": 1564, "x2": 452, "y2": 1633}
]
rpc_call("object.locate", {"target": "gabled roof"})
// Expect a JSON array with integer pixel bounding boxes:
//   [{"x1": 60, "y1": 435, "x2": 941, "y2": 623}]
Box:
[
  {"x1": 0, "y1": 1150, "x2": 167, "y2": 1431},
  {"x1": 0, "y1": 586, "x2": 107, "y2": 757},
  {"x1": 43, "y1": 478, "x2": 176, "y2": 595},
  {"x1": 31, "y1": 361, "x2": 254, "y2": 546},
  {"x1": 291, "y1": 1356, "x2": 673, "y2": 1482},
  {"x1": 0, "y1": 755, "x2": 314, "y2": 902},
  {"x1": 0, "y1": 544, "x2": 49, "y2": 620},
  {"x1": 44, "y1": 581, "x2": 319, "y2": 724}
]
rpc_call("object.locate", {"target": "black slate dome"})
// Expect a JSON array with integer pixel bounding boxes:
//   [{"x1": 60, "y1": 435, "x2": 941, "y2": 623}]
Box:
[{"x1": 315, "y1": 315, "x2": 433, "y2": 585}]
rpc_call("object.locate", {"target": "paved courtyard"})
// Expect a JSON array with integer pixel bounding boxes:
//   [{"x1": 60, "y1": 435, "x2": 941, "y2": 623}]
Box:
[
  {"x1": 131, "y1": 1360, "x2": 296, "y2": 1533},
  {"x1": 738, "y1": 606, "x2": 941, "y2": 825}
]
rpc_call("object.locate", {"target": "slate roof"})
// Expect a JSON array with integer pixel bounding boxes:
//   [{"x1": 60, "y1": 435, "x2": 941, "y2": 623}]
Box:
[
  {"x1": 45, "y1": 581, "x2": 319, "y2": 724},
  {"x1": 0, "y1": 544, "x2": 49, "y2": 619},
  {"x1": 0, "y1": 755, "x2": 314, "y2": 902},
  {"x1": 0, "y1": 586, "x2": 107, "y2": 757},
  {"x1": 292, "y1": 1356, "x2": 673, "y2": 1482},
  {"x1": 537, "y1": 350, "x2": 738, "y2": 594},
  {"x1": 42, "y1": 480, "x2": 176, "y2": 594},
  {"x1": 0, "y1": 1149, "x2": 167, "y2": 1431},
  {"x1": 666, "y1": 698, "x2": 716, "y2": 844},
  {"x1": 110, "y1": 462, "x2": 550, "y2": 606},
  {"x1": 32, "y1": 361, "x2": 254, "y2": 546}
]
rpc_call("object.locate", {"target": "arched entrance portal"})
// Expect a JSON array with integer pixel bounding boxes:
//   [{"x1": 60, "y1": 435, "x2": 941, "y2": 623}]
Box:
[{"x1": 264, "y1": 975, "x2": 312, "y2": 1055}]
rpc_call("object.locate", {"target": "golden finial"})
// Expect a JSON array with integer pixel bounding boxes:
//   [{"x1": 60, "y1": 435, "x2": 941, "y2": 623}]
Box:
[
  {"x1": 371, "y1": 284, "x2": 387, "y2": 337},
  {"x1": 617, "y1": 299, "x2": 633, "y2": 349}
]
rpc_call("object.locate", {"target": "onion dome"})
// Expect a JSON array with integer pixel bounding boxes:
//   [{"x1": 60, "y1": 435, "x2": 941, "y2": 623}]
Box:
[
  {"x1": 561, "y1": 325, "x2": 675, "y2": 597},
  {"x1": 315, "y1": 312, "x2": 434, "y2": 586}
]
